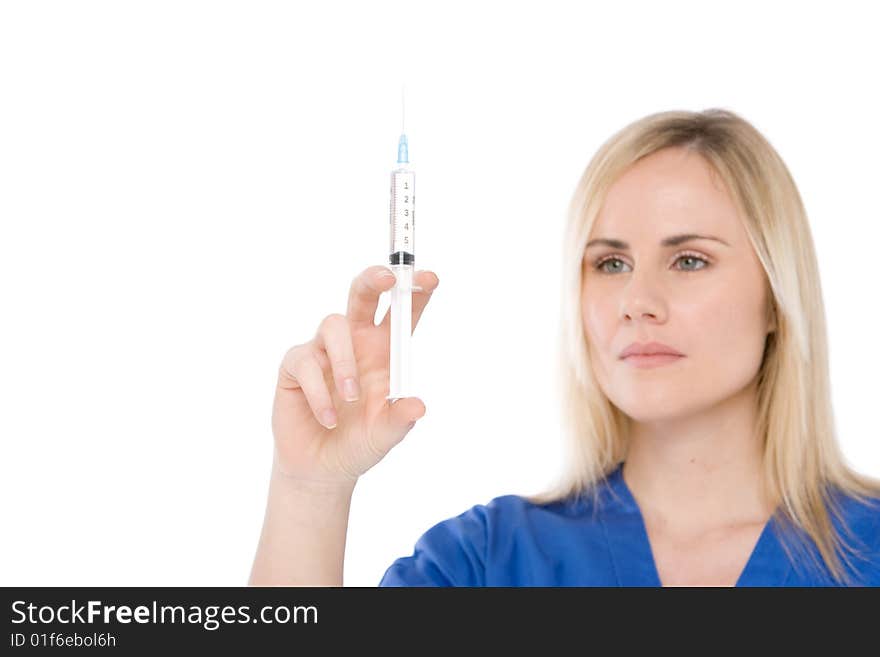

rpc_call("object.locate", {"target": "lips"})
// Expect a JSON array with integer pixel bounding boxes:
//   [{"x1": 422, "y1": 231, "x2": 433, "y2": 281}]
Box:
[{"x1": 619, "y1": 341, "x2": 684, "y2": 359}]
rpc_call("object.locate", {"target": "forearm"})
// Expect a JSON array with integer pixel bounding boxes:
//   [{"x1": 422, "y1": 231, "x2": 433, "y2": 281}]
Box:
[{"x1": 248, "y1": 458, "x2": 357, "y2": 586}]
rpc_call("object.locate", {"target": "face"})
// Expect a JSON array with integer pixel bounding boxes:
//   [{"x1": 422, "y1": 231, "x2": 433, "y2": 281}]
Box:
[{"x1": 582, "y1": 146, "x2": 775, "y2": 423}]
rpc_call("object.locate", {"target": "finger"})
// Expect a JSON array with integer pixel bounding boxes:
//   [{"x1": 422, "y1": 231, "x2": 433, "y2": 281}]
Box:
[
  {"x1": 314, "y1": 313, "x2": 361, "y2": 403},
  {"x1": 371, "y1": 396, "x2": 427, "y2": 455},
  {"x1": 380, "y1": 269, "x2": 440, "y2": 332},
  {"x1": 278, "y1": 346, "x2": 338, "y2": 429},
  {"x1": 347, "y1": 265, "x2": 398, "y2": 327}
]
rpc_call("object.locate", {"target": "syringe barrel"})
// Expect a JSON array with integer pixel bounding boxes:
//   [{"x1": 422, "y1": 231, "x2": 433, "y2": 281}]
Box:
[
  {"x1": 389, "y1": 166, "x2": 415, "y2": 265},
  {"x1": 388, "y1": 164, "x2": 415, "y2": 401}
]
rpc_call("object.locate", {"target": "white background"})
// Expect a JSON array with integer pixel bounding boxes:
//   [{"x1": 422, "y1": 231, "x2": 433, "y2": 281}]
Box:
[{"x1": 1, "y1": 1, "x2": 878, "y2": 586}]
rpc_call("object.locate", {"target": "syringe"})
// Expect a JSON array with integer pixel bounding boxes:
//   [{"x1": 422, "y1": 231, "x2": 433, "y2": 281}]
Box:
[{"x1": 387, "y1": 87, "x2": 418, "y2": 402}]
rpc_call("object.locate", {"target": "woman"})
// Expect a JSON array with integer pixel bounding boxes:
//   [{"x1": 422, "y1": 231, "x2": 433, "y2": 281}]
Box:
[{"x1": 248, "y1": 108, "x2": 880, "y2": 587}]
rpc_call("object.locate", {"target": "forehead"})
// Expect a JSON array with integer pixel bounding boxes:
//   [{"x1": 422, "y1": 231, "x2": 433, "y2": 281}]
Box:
[{"x1": 593, "y1": 147, "x2": 742, "y2": 238}]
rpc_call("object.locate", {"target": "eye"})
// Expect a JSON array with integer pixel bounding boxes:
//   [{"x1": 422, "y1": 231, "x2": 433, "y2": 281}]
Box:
[
  {"x1": 594, "y1": 256, "x2": 631, "y2": 274},
  {"x1": 592, "y1": 252, "x2": 711, "y2": 274},
  {"x1": 674, "y1": 252, "x2": 710, "y2": 272}
]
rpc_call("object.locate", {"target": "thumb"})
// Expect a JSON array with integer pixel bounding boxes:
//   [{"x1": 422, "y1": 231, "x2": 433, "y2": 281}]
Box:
[{"x1": 374, "y1": 397, "x2": 426, "y2": 452}]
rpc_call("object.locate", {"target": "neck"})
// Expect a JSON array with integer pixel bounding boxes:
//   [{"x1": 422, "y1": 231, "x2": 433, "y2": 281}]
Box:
[{"x1": 621, "y1": 378, "x2": 772, "y2": 534}]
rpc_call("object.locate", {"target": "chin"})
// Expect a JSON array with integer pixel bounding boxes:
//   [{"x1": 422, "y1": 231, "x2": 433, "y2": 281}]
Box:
[
  {"x1": 616, "y1": 405, "x2": 688, "y2": 424},
  {"x1": 609, "y1": 387, "x2": 705, "y2": 423}
]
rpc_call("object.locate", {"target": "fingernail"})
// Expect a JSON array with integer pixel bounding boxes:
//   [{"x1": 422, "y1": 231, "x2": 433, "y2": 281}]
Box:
[
  {"x1": 321, "y1": 409, "x2": 338, "y2": 429},
  {"x1": 343, "y1": 378, "x2": 359, "y2": 402},
  {"x1": 378, "y1": 269, "x2": 395, "y2": 278}
]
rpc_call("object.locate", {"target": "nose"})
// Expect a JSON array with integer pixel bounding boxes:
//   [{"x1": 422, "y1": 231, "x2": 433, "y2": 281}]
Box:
[
  {"x1": 622, "y1": 304, "x2": 660, "y2": 322},
  {"x1": 619, "y1": 274, "x2": 666, "y2": 323}
]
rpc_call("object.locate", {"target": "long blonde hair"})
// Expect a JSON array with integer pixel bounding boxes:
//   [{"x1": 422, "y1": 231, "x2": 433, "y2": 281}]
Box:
[{"x1": 526, "y1": 108, "x2": 880, "y2": 585}]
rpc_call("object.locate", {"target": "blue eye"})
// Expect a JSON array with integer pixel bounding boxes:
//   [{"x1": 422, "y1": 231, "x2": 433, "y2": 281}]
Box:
[
  {"x1": 593, "y1": 253, "x2": 710, "y2": 274},
  {"x1": 675, "y1": 254, "x2": 709, "y2": 271},
  {"x1": 595, "y1": 257, "x2": 629, "y2": 274}
]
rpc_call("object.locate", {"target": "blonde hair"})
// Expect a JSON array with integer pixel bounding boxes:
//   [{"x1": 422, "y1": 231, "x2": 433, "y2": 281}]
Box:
[{"x1": 526, "y1": 108, "x2": 880, "y2": 585}]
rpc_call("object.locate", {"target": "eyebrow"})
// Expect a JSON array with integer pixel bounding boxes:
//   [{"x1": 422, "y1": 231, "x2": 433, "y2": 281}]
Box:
[{"x1": 584, "y1": 233, "x2": 731, "y2": 250}]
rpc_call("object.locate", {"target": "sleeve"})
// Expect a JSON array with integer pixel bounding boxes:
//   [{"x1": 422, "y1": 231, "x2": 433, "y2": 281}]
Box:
[{"x1": 378, "y1": 503, "x2": 490, "y2": 587}]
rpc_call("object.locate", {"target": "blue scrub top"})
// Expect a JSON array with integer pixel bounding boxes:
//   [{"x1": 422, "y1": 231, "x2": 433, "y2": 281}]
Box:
[{"x1": 378, "y1": 462, "x2": 880, "y2": 586}]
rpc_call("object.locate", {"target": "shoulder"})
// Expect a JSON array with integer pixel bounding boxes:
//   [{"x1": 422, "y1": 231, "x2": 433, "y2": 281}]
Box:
[
  {"x1": 831, "y1": 489, "x2": 880, "y2": 544},
  {"x1": 415, "y1": 492, "x2": 585, "y2": 542},
  {"x1": 828, "y1": 489, "x2": 880, "y2": 584},
  {"x1": 378, "y1": 492, "x2": 587, "y2": 587},
  {"x1": 441, "y1": 492, "x2": 590, "y2": 547}
]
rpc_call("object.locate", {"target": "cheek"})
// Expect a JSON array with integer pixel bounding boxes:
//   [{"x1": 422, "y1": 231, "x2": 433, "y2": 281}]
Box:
[
  {"x1": 581, "y1": 289, "x2": 618, "y2": 382},
  {"x1": 682, "y1": 273, "x2": 768, "y2": 355},
  {"x1": 672, "y1": 273, "x2": 770, "y2": 398},
  {"x1": 582, "y1": 290, "x2": 615, "y2": 349},
  {"x1": 676, "y1": 285, "x2": 736, "y2": 346}
]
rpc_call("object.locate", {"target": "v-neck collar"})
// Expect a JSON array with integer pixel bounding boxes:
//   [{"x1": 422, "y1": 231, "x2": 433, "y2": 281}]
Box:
[{"x1": 597, "y1": 462, "x2": 793, "y2": 586}]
